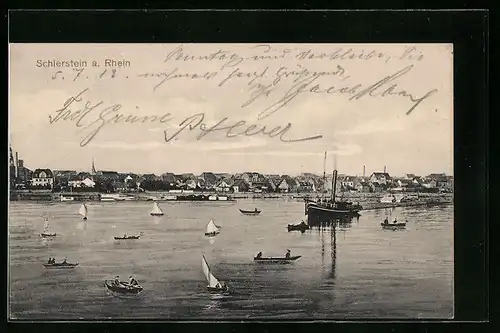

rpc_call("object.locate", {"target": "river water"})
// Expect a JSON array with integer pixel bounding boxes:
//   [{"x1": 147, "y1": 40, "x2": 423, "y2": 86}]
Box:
[{"x1": 8, "y1": 199, "x2": 453, "y2": 320}]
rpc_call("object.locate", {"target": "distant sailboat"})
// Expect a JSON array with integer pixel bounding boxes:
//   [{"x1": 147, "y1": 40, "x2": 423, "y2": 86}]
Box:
[
  {"x1": 202, "y1": 255, "x2": 229, "y2": 293},
  {"x1": 150, "y1": 202, "x2": 164, "y2": 216},
  {"x1": 79, "y1": 203, "x2": 88, "y2": 221},
  {"x1": 41, "y1": 217, "x2": 56, "y2": 238},
  {"x1": 205, "y1": 219, "x2": 220, "y2": 237}
]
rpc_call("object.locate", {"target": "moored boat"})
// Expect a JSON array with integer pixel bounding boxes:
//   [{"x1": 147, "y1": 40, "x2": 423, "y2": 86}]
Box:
[
  {"x1": 239, "y1": 208, "x2": 261, "y2": 216},
  {"x1": 104, "y1": 280, "x2": 143, "y2": 294},
  {"x1": 150, "y1": 202, "x2": 164, "y2": 216},
  {"x1": 202, "y1": 255, "x2": 229, "y2": 293},
  {"x1": 60, "y1": 195, "x2": 75, "y2": 202}
]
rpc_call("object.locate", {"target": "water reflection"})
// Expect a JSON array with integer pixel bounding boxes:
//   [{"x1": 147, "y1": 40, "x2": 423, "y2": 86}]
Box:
[{"x1": 314, "y1": 221, "x2": 338, "y2": 280}]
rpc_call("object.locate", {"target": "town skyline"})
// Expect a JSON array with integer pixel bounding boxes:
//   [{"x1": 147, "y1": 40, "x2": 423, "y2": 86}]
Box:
[{"x1": 9, "y1": 146, "x2": 451, "y2": 179}]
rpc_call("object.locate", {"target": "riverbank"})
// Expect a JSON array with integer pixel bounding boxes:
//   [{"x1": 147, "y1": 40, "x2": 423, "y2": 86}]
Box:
[{"x1": 9, "y1": 190, "x2": 453, "y2": 211}]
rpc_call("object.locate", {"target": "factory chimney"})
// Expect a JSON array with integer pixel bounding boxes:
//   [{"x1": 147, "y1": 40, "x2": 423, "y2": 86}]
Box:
[
  {"x1": 383, "y1": 165, "x2": 387, "y2": 173},
  {"x1": 15, "y1": 152, "x2": 19, "y2": 178},
  {"x1": 363, "y1": 165, "x2": 366, "y2": 178}
]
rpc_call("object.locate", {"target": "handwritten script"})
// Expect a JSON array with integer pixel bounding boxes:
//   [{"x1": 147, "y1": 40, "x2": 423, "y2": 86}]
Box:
[{"x1": 48, "y1": 88, "x2": 322, "y2": 147}]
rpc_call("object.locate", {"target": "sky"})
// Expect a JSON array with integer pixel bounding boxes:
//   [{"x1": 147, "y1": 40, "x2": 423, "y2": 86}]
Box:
[{"x1": 9, "y1": 43, "x2": 453, "y2": 177}]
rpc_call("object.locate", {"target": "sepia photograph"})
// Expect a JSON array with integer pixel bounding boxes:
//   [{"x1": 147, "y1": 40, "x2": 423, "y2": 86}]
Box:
[{"x1": 8, "y1": 43, "x2": 453, "y2": 320}]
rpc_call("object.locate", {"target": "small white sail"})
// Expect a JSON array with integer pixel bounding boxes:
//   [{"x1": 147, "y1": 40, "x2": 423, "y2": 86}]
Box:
[
  {"x1": 206, "y1": 219, "x2": 220, "y2": 235},
  {"x1": 202, "y1": 255, "x2": 220, "y2": 288},
  {"x1": 150, "y1": 202, "x2": 164, "y2": 216},
  {"x1": 78, "y1": 203, "x2": 88, "y2": 219}
]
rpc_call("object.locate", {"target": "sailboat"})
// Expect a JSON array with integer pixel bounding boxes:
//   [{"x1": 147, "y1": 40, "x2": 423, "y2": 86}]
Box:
[
  {"x1": 201, "y1": 255, "x2": 229, "y2": 293},
  {"x1": 40, "y1": 217, "x2": 56, "y2": 238},
  {"x1": 150, "y1": 202, "x2": 164, "y2": 216},
  {"x1": 205, "y1": 219, "x2": 221, "y2": 237},
  {"x1": 79, "y1": 203, "x2": 88, "y2": 221}
]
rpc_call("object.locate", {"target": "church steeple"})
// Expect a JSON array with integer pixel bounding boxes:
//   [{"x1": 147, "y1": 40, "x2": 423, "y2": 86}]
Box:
[{"x1": 91, "y1": 158, "x2": 97, "y2": 174}]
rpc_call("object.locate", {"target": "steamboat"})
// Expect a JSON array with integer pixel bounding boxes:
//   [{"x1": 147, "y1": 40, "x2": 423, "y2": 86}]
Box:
[{"x1": 305, "y1": 153, "x2": 362, "y2": 223}]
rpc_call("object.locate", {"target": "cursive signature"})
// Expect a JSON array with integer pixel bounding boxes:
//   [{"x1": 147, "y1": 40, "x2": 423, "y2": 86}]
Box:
[
  {"x1": 48, "y1": 89, "x2": 323, "y2": 147},
  {"x1": 164, "y1": 113, "x2": 322, "y2": 143},
  {"x1": 242, "y1": 64, "x2": 438, "y2": 120}
]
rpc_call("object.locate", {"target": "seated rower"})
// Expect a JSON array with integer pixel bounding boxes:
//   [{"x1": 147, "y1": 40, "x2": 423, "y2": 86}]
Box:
[
  {"x1": 62, "y1": 258, "x2": 67, "y2": 264},
  {"x1": 383, "y1": 218, "x2": 389, "y2": 224},
  {"x1": 285, "y1": 249, "x2": 291, "y2": 259},
  {"x1": 129, "y1": 276, "x2": 139, "y2": 286},
  {"x1": 114, "y1": 276, "x2": 120, "y2": 286},
  {"x1": 256, "y1": 252, "x2": 263, "y2": 259}
]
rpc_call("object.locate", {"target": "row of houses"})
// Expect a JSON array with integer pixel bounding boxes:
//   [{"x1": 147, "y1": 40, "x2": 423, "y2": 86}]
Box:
[{"x1": 10, "y1": 166, "x2": 454, "y2": 194}]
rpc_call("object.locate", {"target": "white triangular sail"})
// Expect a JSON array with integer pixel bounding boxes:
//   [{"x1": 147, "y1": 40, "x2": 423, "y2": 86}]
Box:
[
  {"x1": 202, "y1": 255, "x2": 220, "y2": 288},
  {"x1": 78, "y1": 203, "x2": 88, "y2": 218},
  {"x1": 206, "y1": 219, "x2": 220, "y2": 235},
  {"x1": 150, "y1": 202, "x2": 164, "y2": 215}
]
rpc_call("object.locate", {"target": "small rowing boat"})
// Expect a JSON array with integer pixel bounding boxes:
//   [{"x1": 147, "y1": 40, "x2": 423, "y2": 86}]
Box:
[
  {"x1": 114, "y1": 233, "x2": 143, "y2": 240},
  {"x1": 104, "y1": 280, "x2": 143, "y2": 294},
  {"x1": 253, "y1": 255, "x2": 302, "y2": 264},
  {"x1": 43, "y1": 262, "x2": 79, "y2": 269},
  {"x1": 287, "y1": 221, "x2": 309, "y2": 232},
  {"x1": 381, "y1": 221, "x2": 407, "y2": 229},
  {"x1": 239, "y1": 208, "x2": 261, "y2": 216}
]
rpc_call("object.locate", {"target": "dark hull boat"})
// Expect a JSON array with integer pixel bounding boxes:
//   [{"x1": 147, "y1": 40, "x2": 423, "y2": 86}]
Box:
[
  {"x1": 381, "y1": 222, "x2": 406, "y2": 229},
  {"x1": 204, "y1": 232, "x2": 219, "y2": 237},
  {"x1": 40, "y1": 233, "x2": 57, "y2": 238},
  {"x1": 287, "y1": 223, "x2": 309, "y2": 232},
  {"x1": 105, "y1": 280, "x2": 143, "y2": 294},
  {"x1": 239, "y1": 209, "x2": 261, "y2": 216},
  {"x1": 43, "y1": 262, "x2": 79, "y2": 269},
  {"x1": 207, "y1": 285, "x2": 230, "y2": 293},
  {"x1": 114, "y1": 235, "x2": 140, "y2": 240},
  {"x1": 254, "y1": 255, "x2": 302, "y2": 264}
]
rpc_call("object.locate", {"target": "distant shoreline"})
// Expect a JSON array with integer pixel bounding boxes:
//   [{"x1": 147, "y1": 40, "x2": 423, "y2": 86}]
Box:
[{"x1": 9, "y1": 191, "x2": 453, "y2": 211}]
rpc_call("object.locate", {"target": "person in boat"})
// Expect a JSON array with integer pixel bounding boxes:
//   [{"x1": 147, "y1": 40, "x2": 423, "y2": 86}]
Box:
[
  {"x1": 127, "y1": 276, "x2": 137, "y2": 286},
  {"x1": 393, "y1": 218, "x2": 398, "y2": 224},
  {"x1": 124, "y1": 233, "x2": 127, "y2": 238},
  {"x1": 114, "y1": 276, "x2": 120, "y2": 286},
  {"x1": 48, "y1": 258, "x2": 51, "y2": 264},
  {"x1": 215, "y1": 282, "x2": 221, "y2": 289},
  {"x1": 383, "y1": 218, "x2": 389, "y2": 225},
  {"x1": 62, "y1": 258, "x2": 67, "y2": 264},
  {"x1": 285, "y1": 249, "x2": 291, "y2": 259},
  {"x1": 255, "y1": 208, "x2": 258, "y2": 212},
  {"x1": 256, "y1": 252, "x2": 263, "y2": 259}
]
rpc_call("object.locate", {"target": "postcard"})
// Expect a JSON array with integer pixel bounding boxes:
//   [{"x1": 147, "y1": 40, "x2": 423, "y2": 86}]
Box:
[{"x1": 8, "y1": 43, "x2": 453, "y2": 320}]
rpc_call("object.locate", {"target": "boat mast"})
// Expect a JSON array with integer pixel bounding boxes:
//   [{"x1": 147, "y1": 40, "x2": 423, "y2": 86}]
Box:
[
  {"x1": 332, "y1": 170, "x2": 338, "y2": 203},
  {"x1": 323, "y1": 151, "x2": 327, "y2": 198}
]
